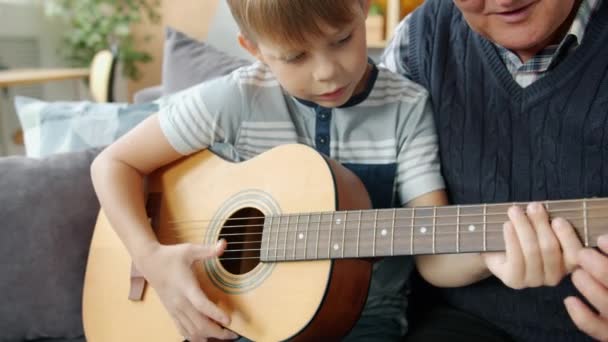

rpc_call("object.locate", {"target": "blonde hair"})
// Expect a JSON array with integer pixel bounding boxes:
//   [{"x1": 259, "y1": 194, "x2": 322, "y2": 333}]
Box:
[{"x1": 227, "y1": 0, "x2": 361, "y2": 47}]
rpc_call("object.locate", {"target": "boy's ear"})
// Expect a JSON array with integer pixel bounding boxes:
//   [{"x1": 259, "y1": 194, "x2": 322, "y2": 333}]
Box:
[
  {"x1": 238, "y1": 33, "x2": 265, "y2": 62},
  {"x1": 362, "y1": 0, "x2": 372, "y2": 18}
]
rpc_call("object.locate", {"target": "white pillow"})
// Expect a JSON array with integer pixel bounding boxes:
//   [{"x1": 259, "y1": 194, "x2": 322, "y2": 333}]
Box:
[{"x1": 14, "y1": 96, "x2": 157, "y2": 158}]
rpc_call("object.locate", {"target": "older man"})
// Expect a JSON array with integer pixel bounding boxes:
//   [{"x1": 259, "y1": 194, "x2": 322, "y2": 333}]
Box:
[{"x1": 382, "y1": 0, "x2": 608, "y2": 341}]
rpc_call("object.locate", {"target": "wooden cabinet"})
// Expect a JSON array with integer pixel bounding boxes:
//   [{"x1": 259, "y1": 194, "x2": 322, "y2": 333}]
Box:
[{"x1": 367, "y1": 0, "x2": 424, "y2": 48}]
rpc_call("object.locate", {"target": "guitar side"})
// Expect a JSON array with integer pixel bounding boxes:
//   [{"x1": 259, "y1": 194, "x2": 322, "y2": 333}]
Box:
[{"x1": 82, "y1": 144, "x2": 374, "y2": 341}]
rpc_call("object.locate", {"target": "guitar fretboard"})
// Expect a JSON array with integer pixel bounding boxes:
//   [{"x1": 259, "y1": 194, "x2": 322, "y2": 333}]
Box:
[{"x1": 260, "y1": 198, "x2": 608, "y2": 262}]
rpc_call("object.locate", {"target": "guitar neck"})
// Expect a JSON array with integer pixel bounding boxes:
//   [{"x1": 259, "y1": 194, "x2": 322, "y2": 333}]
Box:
[{"x1": 260, "y1": 198, "x2": 608, "y2": 262}]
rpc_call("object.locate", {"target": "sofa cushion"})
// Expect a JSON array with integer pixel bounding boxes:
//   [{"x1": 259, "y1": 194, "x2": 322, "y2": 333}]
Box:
[
  {"x1": 162, "y1": 26, "x2": 251, "y2": 95},
  {"x1": 0, "y1": 148, "x2": 102, "y2": 341},
  {"x1": 15, "y1": 96, "x2": 157, "y2": 158}
]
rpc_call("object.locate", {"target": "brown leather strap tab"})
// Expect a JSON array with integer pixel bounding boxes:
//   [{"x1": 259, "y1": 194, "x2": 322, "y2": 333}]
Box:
[
  {"x1": 128, "y1": 192, "x2": 162, "y2": 301},
  {"x1": 128, "y1": 265, "x2": 147, "y2": 301}
]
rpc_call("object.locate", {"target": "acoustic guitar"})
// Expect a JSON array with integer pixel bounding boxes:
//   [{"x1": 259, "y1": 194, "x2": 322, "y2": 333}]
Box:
[{"x1": 82, "y1": 143, "x2": 605, "y2": 341}]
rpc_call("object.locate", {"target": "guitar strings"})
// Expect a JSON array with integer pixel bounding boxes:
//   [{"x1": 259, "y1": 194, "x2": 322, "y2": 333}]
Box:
[
  {"x1": 154, "y1": 215, "x2": 603, "y2": 258},
  {"x1": 162, "y1": 213, "x2": 605, "y2": 236},
  {"x1": 211, "y1": 233, "x2": 556, "y2": 261},
  {"x1": 159, "y1": 216, "x2": 603, "y2": 244},
  {"x1": 166, "y1": 204, "x2": 606, "y2": 228}
]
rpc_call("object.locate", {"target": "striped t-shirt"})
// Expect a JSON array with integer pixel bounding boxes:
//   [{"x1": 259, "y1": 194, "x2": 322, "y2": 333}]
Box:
[
  {"x1": 158, "y1": 60, "x2": 445, "y2": 336},
  {"x1": 159, "y1": 61, "x2": 444, "y2": 205}
]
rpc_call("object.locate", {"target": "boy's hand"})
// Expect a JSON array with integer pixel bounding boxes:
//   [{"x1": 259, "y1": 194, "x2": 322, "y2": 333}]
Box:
[
  {"x1": 136, "y1": 240, "x2": 239, "y2": 342},
  {"x1": 565, "y1": 235, "x2": 608, "y2": 341},
  {"x1": 482, "y1": 203, "x2": 583, "y2": 289}
]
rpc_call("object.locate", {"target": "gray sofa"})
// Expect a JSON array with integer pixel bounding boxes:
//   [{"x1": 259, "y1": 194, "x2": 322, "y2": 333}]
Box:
[{"x1": 0, "y1": 148, "x2": 101, "y2": 342}]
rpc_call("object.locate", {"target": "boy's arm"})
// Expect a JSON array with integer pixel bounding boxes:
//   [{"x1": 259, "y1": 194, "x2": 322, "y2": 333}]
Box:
[
  {"x1": 405, "y1": 191, "x2": 490, "y2": 287},
  {"x1": 91, "y1": 114, "x2": 183, "y2": 262},
  {"x1": 91, "y1": 106, "x2": 240, "y2": 340}
]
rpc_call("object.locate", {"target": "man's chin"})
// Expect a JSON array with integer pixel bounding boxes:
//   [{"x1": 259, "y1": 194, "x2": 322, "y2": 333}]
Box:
[{"x1": 492, "y1": 29, "x2": 550, "y2": 55}]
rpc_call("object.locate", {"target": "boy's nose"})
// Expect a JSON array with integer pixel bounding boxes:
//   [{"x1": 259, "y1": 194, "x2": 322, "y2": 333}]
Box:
[{"x1": 313, "y1": 59, "x2": 339, "y2": 82}]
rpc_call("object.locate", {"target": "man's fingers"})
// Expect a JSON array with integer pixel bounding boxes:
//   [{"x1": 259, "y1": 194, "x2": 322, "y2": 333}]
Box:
[
  {"x1": 552, "y1": 217, "x2": 583, "y2": 272},
  {"x1": 577, "y1": 250, "x2": 608, "y2": 295},
  {"x1": 598, "y1": 235, "x2": 608, "y2": 254},
  {"x1": 565, "y1": 296, "x2": 608, "y2": 342}
]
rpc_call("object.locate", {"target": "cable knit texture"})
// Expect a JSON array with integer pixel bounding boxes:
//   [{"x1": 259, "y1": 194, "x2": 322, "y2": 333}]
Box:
[{"x1": 409, "y1": 1, "x2": 608, "y2": 341}]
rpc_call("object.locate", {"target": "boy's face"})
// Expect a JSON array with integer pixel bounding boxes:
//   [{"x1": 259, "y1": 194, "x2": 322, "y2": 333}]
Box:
[{"x1": 241, "y1": 2, "x2": 370, "y2": 108}]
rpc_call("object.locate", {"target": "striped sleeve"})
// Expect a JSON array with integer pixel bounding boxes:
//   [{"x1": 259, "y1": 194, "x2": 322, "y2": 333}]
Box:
[
  {"x1": 157, "y1": 72, "x2": 244, "y2": 155},
  {"x1": 380, "y1": 13, "x2": 413, "y2": 78},
  {"x1": 395, "y1": 83, "x2": 445, "y2": 204}
]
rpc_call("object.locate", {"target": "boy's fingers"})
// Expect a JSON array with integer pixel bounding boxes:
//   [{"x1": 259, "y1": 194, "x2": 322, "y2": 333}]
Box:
[
  {"x1": 188, "y1": 240, "x2": 227, "y2": 263},
  {"x1": 175, "y1": 308, "x2": 197, "y2": 341},
  {"x1": 508, "y1": 205, "x2": 543, "y2": 286},
  {"x1": 527, "y1": 203, "x2": 562, "y2": 285},
  {"x1": 565, "y1": 296, "x2": 608, "y2": 342},
  {"x1": 182, "y1": 306, "x2": 239, "y2": 341},
  {"x1": 485, "y1": 222, "x2": 525, "y2": 288},
  {"x1": 189, "y1": 287, "x2": 231, "y2": 326},
  {"x1": 551, "y1": 217, "x2": 583, "y2": 272}
]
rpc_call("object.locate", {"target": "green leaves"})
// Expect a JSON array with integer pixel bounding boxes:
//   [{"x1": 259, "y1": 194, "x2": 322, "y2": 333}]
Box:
[{"x1": 46, "y1": 0, "x2": 161, "y2": 80}]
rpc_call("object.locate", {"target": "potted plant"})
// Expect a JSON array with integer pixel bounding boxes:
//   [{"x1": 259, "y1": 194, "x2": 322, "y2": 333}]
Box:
[{"x1": 45, "y1": 0, "x2": 161, "y2": 80}]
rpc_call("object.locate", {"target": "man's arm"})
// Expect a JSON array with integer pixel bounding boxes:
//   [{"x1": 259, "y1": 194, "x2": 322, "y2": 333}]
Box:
[{"x1": 380, "y1": 13, "x2": 413, "y2": 78}]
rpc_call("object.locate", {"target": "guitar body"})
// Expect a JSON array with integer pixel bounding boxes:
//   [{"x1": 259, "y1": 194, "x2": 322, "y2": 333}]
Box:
[{"x1": 83, "y1": 144, "x2": 374, "y2": 341}]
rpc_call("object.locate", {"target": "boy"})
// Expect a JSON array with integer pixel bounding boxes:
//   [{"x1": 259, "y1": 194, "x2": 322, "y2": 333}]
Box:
[{"x1": 91, "y1": 0, "x2": 447, "y2": 340}]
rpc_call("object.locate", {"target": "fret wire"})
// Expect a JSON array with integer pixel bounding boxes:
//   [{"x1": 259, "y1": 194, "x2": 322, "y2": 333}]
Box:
[
  {"x1": 584, "y1": 199, "x2": 589, "y2": 247},
  {"x1": 284, "y1": 215, "x2": 289, "y2": 260},
  {"x1": 341, "y1": 212, "x2": 346, "y2": 258},
  {"x1": 410, "y1": 208, "x2": 415, "y2": 254},
  {"x1": 373, "y1": 210, "x2": 378, "y2": 257},
  {"x1": 328, "y1": 212, "x2": 334, "y2": 258},
  {"x1": 357, "y1": 210, "x2": 362, "y2": 257},
  {"x1": 456, "y1": 205, "x2": 460, "y2": 253},
  {"x1": 266, "y1": 216, "x2": 272, "y2": 261},
  {"x1": 391, "y1": 208, "x2": 396, "y2": 256},
  {"x1": 432, "y1": 206, "x2": 437, "y2": 254},
  {"x1": 315, "y1": 213, "x2": 320, "y2": 260},
  {"x1": 304, "y1": 213, "x2": 309, "y2": 260},
  {"x1": 483, "y1": 203, "x2": 487, "y2": 252},
  {"x1": 274, "y1": 215, "x2": 280, "y2": 261},
  {"x1": 293, "y1": 214, "x2": 299, "y2": 260}
]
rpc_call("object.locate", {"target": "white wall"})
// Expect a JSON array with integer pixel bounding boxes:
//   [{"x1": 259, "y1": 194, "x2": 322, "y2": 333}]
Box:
[
  {"x1": 0, "y1": 1, "x2": 81, "y2": 100},
  {"x1": 0, "y1": 1, "x2": 88, "y2": 155}
]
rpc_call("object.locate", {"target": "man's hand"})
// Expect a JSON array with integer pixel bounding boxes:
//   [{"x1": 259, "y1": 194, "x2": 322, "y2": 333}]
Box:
[
  {"x1": 565, "y1": 235, "x2": 608, "y2": 342},
  {"x1": 482, "y1": 203, "x2": 582, "y2": 289}
]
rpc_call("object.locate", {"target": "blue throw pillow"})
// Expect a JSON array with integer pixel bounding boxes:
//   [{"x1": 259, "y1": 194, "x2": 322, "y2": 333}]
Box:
[{"x1": 14, "y1": 96, "x2": 157, "y2": 158}]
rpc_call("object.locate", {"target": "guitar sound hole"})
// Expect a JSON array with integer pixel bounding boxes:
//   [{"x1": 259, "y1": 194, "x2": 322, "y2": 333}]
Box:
[{"x1": 218, "y1": 207, "x2": 264, "y2": 275}]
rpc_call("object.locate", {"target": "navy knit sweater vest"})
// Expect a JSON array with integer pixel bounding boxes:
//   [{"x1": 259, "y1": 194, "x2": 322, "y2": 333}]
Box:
[{"x1": 409, "y1": 1, "x2": 608, "y2": 341}]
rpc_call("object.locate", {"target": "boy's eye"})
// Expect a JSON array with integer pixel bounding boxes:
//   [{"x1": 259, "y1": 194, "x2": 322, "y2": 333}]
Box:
[
  {"x1": 284, "y1": 53, "x2": 305, "y2": 63},
  {"x1": 337, "y1": 33, "x2": 352, "y2": 45}
]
